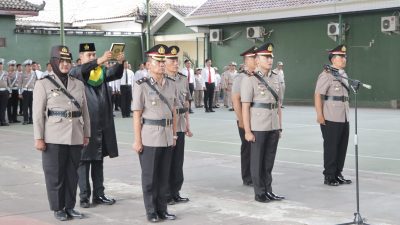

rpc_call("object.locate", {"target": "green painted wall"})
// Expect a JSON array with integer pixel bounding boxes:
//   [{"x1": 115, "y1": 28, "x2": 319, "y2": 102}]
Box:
[
  {"x1": 209, "y1": 10, "x2": 400, "y2": 107},
  {"x1": 155, "y1": 17, "x2": 194, "y2": 35},
  {"x1": 0, "y1": 15, "x2": 143, "y2": 71}
]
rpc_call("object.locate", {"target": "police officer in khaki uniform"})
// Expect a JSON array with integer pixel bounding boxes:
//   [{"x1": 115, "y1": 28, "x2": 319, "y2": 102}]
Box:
[
  {"x1": 132, "y1": 44, "x2": 178, "y2": 223},
  {"x1": 232, "y1": 46, "x2": 257, "y2": 186},
  {"x1": 0, "y1": 58, "x2": 10, "y2": 126},
  {"x1": 21, "y1": 59, "x2": 36, "y2": 125},
  {"x1": 33, "y1": 45, "x2": 90, "y2": 221},
  {"x1": 164, "y1": 45, "x2": 193, "y2": 205},
  {"x1": 241, "y1": 43, "x2": 285, "y2": 203},
  {"x1": 314, "y1": 45, "x2": 352, "y2": 186},
  {"x1": 224, "y1": 62, "x2": 238, "y2": 111},
  {"x1": 6, "y1": 60, "x2": 21, "y2": 124}
]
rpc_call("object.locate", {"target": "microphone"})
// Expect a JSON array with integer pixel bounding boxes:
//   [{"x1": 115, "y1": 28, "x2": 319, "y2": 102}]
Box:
[
  {"x1": 360, "y1": 82, "x2": 372, "y2": 90},
  {"x1": 324, "y1": 64, "x2": 372, "y2": 90}
]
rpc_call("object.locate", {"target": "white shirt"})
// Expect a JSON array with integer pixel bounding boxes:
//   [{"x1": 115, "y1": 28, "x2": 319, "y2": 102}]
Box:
[
  {"x1": 134, "y1": 69, "x2": 147, "y2": 81},
  {"x1": 120, "y1": 69, "x2": 134, "y2": 85},
  {"x1": 215, "y1": 73, "x2": 221, "y2": 91},
  {"x1": 110, "y1": 80, "x2": 121, "y2": 92},
  {"x1": 33, "y1": 70, "x2": 44, "y2": 79},
  {"x1": 201, "y1": 66, "x2": 216, "y2": 88},
  {"x1": 180, "y1": 67, "x2": 195, "y2": 84}
]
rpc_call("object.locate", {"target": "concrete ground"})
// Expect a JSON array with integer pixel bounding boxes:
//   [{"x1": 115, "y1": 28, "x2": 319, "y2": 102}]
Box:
[{"x1": 0, "y1": 106, "x2": 399, "y2": 225}]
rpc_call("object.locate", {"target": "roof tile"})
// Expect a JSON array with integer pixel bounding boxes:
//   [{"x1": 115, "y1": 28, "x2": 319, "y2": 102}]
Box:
[{"x1": 190, "y1": 0, "x2": 341, "y2": 17}]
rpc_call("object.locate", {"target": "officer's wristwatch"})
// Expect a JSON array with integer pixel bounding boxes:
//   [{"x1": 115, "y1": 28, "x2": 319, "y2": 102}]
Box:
[{"x1": 173, "y1": 136, "x2": 178, "y2": 140}]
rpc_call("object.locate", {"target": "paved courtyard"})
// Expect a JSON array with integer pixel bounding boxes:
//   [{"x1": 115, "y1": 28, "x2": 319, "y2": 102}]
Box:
[{"x1": 0, "y1": 106, "x2": 399, "y2": 225}]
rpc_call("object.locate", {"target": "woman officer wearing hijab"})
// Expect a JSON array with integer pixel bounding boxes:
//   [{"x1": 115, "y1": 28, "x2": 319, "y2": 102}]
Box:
[{"x1": 32, "y1": 45, "x2": 90, "y2": 221}]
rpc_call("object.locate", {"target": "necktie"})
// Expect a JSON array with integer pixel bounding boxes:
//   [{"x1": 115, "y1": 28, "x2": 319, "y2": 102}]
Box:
[
  {"x1": 187, "y1": 68, "x2": 190, "y2": 83},
  {"x1": 208, "y1": 67, "x2": 211, "y2": 83}
]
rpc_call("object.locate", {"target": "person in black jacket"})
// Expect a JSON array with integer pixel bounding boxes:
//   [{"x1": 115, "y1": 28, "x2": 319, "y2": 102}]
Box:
[{"x1": 69, "y1": 43, "x2": 124, "y2": 208}]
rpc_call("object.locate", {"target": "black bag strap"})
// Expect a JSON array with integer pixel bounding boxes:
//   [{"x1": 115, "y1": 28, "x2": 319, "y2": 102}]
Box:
[
  {"x1": 145, "y1": 80, "x2": 173, "y2": 116},
  {"x1": 253, "y1": 71, "x2": 279, "y2": 103},
  {"x1": 45, "y1": 76, "x2": 81, "y2": 110}
]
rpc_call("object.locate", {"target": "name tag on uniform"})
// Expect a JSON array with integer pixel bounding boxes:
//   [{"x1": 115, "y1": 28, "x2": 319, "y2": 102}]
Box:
[{"x1": 148, "y1": 91, "x2": 157, "y2": 96}]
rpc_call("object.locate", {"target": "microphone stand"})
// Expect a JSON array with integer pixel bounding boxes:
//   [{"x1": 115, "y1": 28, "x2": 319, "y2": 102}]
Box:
[{"x1": 328, "y1": 68, "x2": 371, "y2": 225}]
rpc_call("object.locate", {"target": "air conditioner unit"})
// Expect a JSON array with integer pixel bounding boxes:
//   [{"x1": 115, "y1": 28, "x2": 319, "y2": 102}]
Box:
[
  {"x1": 209, "y1": 29, "x2": 222, "y2": 42},
  {"x1": 327, "y1": 23, "x2": 340, "y2": 36},
  {"x1": 381, "y1": 16, "x2": 399, "y2": 32},
  {"x1": 247, "y1": 26, "x2": 265, "y2": 38}
]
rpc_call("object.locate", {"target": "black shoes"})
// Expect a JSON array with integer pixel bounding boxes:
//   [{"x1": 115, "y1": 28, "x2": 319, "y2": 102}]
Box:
[
  {"x1": 255, "y1": 193, "x2": 271, "y2": 203},
  {"x1": 28, "y1": 121, "x2": 33, "y2": 124},
  {"x1": 265, "y1": 192, "x2": 285, "y2": 200},
  {"x1": 209, "y1": 109, "x2": 215, "y2": 112},
  {"x1": 54, "y1": 210, "x2": 68, "y2": 221},
  {"x1": 158, "y1": 211, "x2": 176, "y2": 220},
  {"x1": 65, "y1": 208, "x2": 84, "y2": 219},
  {"x1": 189, "y1": 109, "x2": 194, "y2": 114},
  {"x1": 93, "y1": 195, "x2": 116, "y2": 205},
  {"x1": 324, "y1": 177, "x2": 339, "y2": 186},
  {"x1": 168, "y1": 195, "x2": 189, "y2": 205},
  {"x1": 0, "y1": 122, "x2": 9, "y2": 126},
  {"x1": 147, "y1": 212, "x2": 160, "y2": 223},
  {"x1": 324, "y1": 175, "x2": 352, "y2": 186},
  {"x1": 22, "y1": 121, "x2": 28, "y2": 125},
  {"x1": 228, "y1": 108, "x2": 234, "y2": 111},
  {"x1": 336, "y1": 175, "x2": 352, "y2": 184},
  {"x1": 80, "y1": 199, "x2": 90, "y2": 208},
  {"x1": 173, "y1": 195, "x2": 189, "y2": 203},
  {"x1": 205, "y1": 108, "x2": 210, "y2": 113}
]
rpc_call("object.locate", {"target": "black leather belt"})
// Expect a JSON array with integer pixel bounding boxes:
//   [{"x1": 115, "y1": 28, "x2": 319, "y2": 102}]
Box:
[
  {"x1": 48, "y1": 110, "x2": 82, "y2": 118},
  {"x1": 251, "y1": 102, "x2": 279, "y2": 109},
  {"x1": 176, "y1": 108, "x2": 188, "y2": 114},
  {"x1": 142, "y1": 118, "x2": 173, "y2": 127},
  {"x1": 324, "y1": 96, "x2": 349, "y2": 102}
]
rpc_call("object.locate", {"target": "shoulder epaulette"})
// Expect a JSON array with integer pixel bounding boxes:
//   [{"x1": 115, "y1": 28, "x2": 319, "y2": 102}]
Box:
[
  {"x1": 41, "y1": 74, "x2": 53, "y2": 80},
  {"x1": 271, "y1": 70, "x2": 277, "y2": 75},
  {"x1": 166, "y1": 76, "x2": 175, "y2": 81},
  {"x1": 177, "y1": 72, "x2": 185, "y2": 77},
  {"x1": 136, "y1": 77, "x2": 148, "y2": 85}
]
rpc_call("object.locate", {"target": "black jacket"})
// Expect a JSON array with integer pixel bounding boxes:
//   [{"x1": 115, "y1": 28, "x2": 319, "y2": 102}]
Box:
[{"x1": 70, "y1": 60, "x2": 123, "y2": 160}]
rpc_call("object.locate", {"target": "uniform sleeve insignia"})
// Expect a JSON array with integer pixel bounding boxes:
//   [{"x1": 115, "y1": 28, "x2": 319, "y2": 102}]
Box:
[{"x1": 136, "y1": 77, "x2": 148, "y2": 85}]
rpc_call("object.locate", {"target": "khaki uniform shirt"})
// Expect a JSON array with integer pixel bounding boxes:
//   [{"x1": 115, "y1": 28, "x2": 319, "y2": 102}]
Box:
[
  {"x1": 8, "y1": 72, "x2": 22, "y2": 91},
  {"x1": 241, "y1": 70, "x2": 282, "y2": 131},
  {"x1": 226, "y1": 71, "x2": 238, "y2": 91},
  {"x1": 132, "y1": 76, "x2": 178, "y2": 147},
  {"x1": 194, "y1": 74, "x2": 203, "y2": 91},
  {"x1": 232, "y1": 72, "x2": 247, "y2": 95},
  {"x1": 173, "y1": 73, "x2": 191, "y2": 133},
  {"x1": 21, "y1": 71, "x2": 36, "y2": 93},
  {"x1": 0, "y1": 71, "x2": 9, "y2": 90},
  {"x1": 315, "y1": 70, "x2": 350, "y2": 123},
  {"x1": 33, "y1": 74, "x2": 91, "y2": 145}
]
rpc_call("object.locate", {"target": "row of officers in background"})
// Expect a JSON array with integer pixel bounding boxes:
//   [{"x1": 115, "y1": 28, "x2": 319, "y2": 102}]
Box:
[{"x1": 0, "y1": 59, "x2": 51, "y2": 126}]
